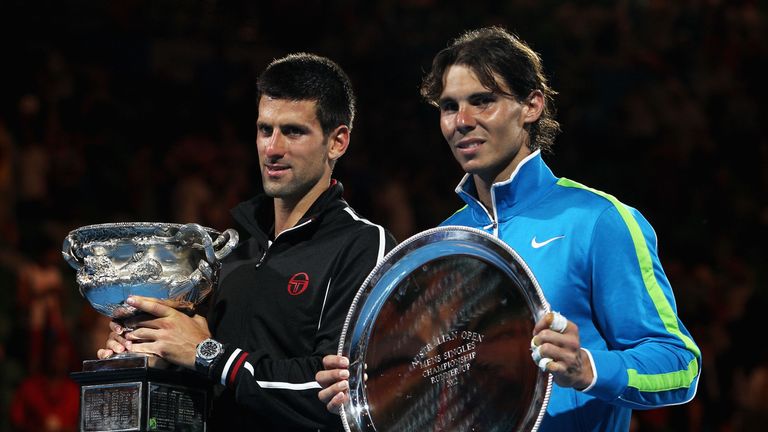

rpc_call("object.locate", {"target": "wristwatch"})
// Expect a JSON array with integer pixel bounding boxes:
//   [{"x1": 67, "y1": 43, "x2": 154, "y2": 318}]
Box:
[{"x1": 195, "y1": 338, "x2": 224, "y2": 377}]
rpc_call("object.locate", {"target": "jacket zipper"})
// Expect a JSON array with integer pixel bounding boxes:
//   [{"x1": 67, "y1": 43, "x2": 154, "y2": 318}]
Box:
[
  {"x1": 255, "y1": 241, "x2": 271, "y2": 268},
  {"x1": 255, "y1": 219, "x2": 314, "y2": 268}
]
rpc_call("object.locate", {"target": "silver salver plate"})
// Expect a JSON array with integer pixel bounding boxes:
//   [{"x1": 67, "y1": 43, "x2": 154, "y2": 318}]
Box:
[{"x1": 339, "y1": 226, "x2": 552, "y2": 432}]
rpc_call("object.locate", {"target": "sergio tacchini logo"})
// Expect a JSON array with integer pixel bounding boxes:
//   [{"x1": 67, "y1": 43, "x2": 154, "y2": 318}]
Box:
[
  {"x1": 287, "y1": 272, "x2": 310, "y2": 296},
  {"x1": 531, "y1": 235, "x2": 565, "y2": 249}
]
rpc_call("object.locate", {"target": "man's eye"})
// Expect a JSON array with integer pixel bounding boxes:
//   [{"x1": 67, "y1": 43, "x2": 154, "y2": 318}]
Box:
[
  {"x1": 471, "y1": 95, "x2": 496, "y2": 106},
  {"x1": 439, "y1": 102, "x2": 458, "y2": 112},
  {"x1": 258, "y1": 125, "x2": 272, "y2": 136},
  {"x1": 283, "y1": 127, "x2": 304, "y2": 136}
]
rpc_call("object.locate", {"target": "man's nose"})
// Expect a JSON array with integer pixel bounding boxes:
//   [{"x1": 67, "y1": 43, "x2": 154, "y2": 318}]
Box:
[
  {"x1": 456, "y1": 106, "x2": 476, "y2": 134},
  {"x1": 263, "y1": 132, "x2": 285, "y2": 158}
]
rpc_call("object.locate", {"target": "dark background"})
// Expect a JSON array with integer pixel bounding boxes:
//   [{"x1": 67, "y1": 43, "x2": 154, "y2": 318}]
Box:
[{"x1": 0, "y1": 1, "x2": 765, "y2": 431}]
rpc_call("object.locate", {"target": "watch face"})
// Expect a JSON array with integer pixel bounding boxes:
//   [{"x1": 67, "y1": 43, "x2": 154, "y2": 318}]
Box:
[{"x1": 199, "y1": 340, "x2": 221, "y2": 360}]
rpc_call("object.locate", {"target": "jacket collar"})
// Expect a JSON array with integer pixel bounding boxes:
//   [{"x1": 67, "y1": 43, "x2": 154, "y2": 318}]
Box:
[
  {"x1": 230, "y1": 180, "x2": 345, "y2": 242},
  {"x1": 455, "y1": 150, "x2": 557, "y2": 223}
]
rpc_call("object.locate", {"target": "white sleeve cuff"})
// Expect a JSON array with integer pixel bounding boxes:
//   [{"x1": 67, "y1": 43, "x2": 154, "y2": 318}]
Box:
[{"x1": 578, "y1": 348, "x2": 598, "y2": 392}]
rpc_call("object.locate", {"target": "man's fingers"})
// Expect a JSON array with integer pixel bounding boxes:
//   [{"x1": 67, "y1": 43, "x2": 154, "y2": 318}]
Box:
[
  {"x1": 126, "y1": 340, "x2": 158, "y2": 357},
  {"x1": 100, "y1": 325, "x2": 135, "y2": 358},
  {"x1": 106, "y1": 337, "x2": 129, "y2": 353},
  {"x1": 106, "y1": 329, "x2": 132, "y2": 352},
  {"x1": 317, "y1": 354, "x2": 351, "y2": 414},
  {"x1": 537, "y1": 357, "x2": 553, "y2": 372},
  {"x1": 533, "y1": 342, "x2": 580, "y2": 365},
  {"x1": 319, "y1": 380, "x2": 349, "y2": 414},
  {"x1": 533, "y1": 311, "x2": 572, "y2": 334},
  {"x1": 549, "y1": 312, "x2": 568, "y2": 333},
  {"x1": 321, "y1": 354, "x2": 349, "y2": 370},
  {"x1": 318, "y1": 378, "x2": 348, "y2": 402},
  {"x1": 109, "y1": 321, "x2": 124, "y2": 334},
  {"x1": 124, "y1": 328, "x2": 159, "y2": 342},
  {"x1": 121, "y1": 308, "x2": 174, "y2": 330},
  {"x1": 545, "y1": 360, "x2": 566, "y2": 374},
  {"x1": 327, "y1": 390, "x2": 348, "y2": 414},
  {"x1": 531, "y1": 313, "x2": 593, "y2": 389},
  {"x1": 316, "y1": 368, "x2": 349, "y2": 387},
  {"x1": 315, "y1": 356, "x2": 353, "y2": 415},
  {"x1": 126, "y1": 296, "x2": 176, "y2": 318},
  {"x1": 318, "y1": 378, "x2": 348, "y2": 399}
]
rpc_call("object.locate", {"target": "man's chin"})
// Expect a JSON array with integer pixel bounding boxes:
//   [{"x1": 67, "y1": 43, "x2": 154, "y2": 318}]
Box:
[
  {"x1": 263, "y1": 183, "x2": 307, "y2": 201},
  {"x1": 262, "y1": 182, "x2": 283, "y2": 197},
  {"x1": 263, "y1": 186, "x2": 285, "y2": 198},
  {"x1": 459, "y1": 162, "x2": 487, "y2": 177}
]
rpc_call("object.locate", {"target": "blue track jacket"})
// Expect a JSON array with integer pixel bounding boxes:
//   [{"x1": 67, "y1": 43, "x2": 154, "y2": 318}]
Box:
[{"x1": 442, "y1": 150, "x2": 701, "y2": 431}]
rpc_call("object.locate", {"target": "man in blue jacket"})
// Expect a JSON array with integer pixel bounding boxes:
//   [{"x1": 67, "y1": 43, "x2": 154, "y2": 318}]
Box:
[{"x1": 317, "y1": 26, "x2": 700, "y2": 431}]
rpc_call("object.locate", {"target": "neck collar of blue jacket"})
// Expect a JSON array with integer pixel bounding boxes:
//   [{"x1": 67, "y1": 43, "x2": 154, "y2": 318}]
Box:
[{"x1": 454, "y1": 149, "x2": 558, "y2": 223}]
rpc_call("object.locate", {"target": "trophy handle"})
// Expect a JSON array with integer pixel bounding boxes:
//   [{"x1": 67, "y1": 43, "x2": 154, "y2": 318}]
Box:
[
  {"x1": 175, "y1": 224, "x2": 239, "y2": 264},
  {"x1": 174, "y1": 224, "x2": 239, "y2": 297},
  {"x1": 61, "y1": 235, "x2": 83, "y2": 270},
  {"x1": 176, "y1": 224, "x2": 217, "y2": 263},
  {"x1": 211, "y1": 228, "x2": 239, "y2": 261}
]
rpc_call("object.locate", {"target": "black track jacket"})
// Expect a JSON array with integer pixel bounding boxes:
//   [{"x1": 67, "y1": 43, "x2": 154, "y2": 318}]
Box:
[{"x1": 205, "y1": 181, "x2": 396, "y2": 431}]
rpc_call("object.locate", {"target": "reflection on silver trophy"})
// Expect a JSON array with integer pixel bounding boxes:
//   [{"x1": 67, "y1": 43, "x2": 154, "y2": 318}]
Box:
[
  {"x1": 62, "y1": 222, "x2": 239, "y2": 319},
  {"x1": 339, "y1": 226, "x2": 552, "y2": 432},
  {"x1": 63, "y1": 223, "x2": 238, "y2": 431}
]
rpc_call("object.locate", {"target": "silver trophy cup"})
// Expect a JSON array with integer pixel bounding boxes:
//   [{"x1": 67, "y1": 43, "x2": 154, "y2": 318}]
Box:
[
  {"x1": 62, "y1": 222, "x2": 238, "y2": 319},
  {"x1": 63, "y1": 222, "x2": 238, "y2": 432}
]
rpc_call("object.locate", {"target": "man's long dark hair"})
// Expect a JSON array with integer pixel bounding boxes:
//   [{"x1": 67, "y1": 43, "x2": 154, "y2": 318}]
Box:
[
  {"x1": 421, "y1": 26, "x2": 560, "y2": 152},
  {"x1": 258, "y1": 53, "x2": 356, "y2": 135}
]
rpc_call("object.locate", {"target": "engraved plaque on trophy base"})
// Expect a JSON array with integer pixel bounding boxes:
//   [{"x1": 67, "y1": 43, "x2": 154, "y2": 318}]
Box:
[{"x1": 71, "y1": 356, "x2": 210, "y2": 432}]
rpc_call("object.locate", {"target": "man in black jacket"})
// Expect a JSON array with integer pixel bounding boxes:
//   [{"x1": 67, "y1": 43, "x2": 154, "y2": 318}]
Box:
[{"x1": 99, "y1": 53, "x2": 396, "y2": 430}]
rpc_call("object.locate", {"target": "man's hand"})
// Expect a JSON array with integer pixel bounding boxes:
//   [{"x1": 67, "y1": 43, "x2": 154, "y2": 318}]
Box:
[
  {"x1": 96, "y1": 320, "x2": 131, "y2": 359},
  {"x1": 316, "y1": 355, "x2": 350, "y2": 414},
  {"x1": 531, "y1": 312, "x2": 594, "y2": 390},
  {"x1": 113, "y1": 296, "x2": 211, "y2": 369}
]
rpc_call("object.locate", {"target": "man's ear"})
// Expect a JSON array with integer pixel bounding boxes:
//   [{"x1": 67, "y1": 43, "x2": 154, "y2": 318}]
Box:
[
  {"x1": 327, "y1": 125, "x2": 350, "y2": 162},
  {"x1": 522, "y1": 90, "x2": 545, "y2": 124}
]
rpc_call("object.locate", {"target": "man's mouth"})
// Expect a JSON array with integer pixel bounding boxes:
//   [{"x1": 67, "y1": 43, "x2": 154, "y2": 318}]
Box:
[
  {"x1": 456, "y1": 138, "x2": 484, "y2": 150},
  {"x1": 265, "y1": 163, "x2": 290, "y2": 176}
]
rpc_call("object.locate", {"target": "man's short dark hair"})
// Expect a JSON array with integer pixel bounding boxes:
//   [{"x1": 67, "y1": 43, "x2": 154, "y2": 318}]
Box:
[
  {"x1": 257, "y1": 53, "x2": 356, "y2": 135},
  {"x1": 421, "y1": 26, "x2": 560, "y2": 152}
]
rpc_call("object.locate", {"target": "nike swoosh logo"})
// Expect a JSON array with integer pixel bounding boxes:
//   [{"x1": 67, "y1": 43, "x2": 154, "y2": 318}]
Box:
[{"x1": 531, "y1": 235, "x2": 565, "y2": 249}]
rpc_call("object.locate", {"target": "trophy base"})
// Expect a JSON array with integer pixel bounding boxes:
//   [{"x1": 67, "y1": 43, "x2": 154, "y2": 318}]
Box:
[
  {"x1": 81, "y1": 352, "x2": 170, "y2": 371},
  {"x1": 71, "y1": 355, "x2": 210, "y2": 431}
]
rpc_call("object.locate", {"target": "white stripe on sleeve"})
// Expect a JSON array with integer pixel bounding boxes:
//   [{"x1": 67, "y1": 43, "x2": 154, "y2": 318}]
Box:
[
  {"x1": 220, "y1": 348, "x2": 243, "y2": 386},
  {"x1": 343, "y1": 207, "x2": 386, "y2": 262}
]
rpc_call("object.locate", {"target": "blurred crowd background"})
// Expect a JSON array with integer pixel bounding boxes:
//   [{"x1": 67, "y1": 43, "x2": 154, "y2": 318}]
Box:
[{"x1": 0, "y1": 1, "x2": 765, "y2": 431}]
